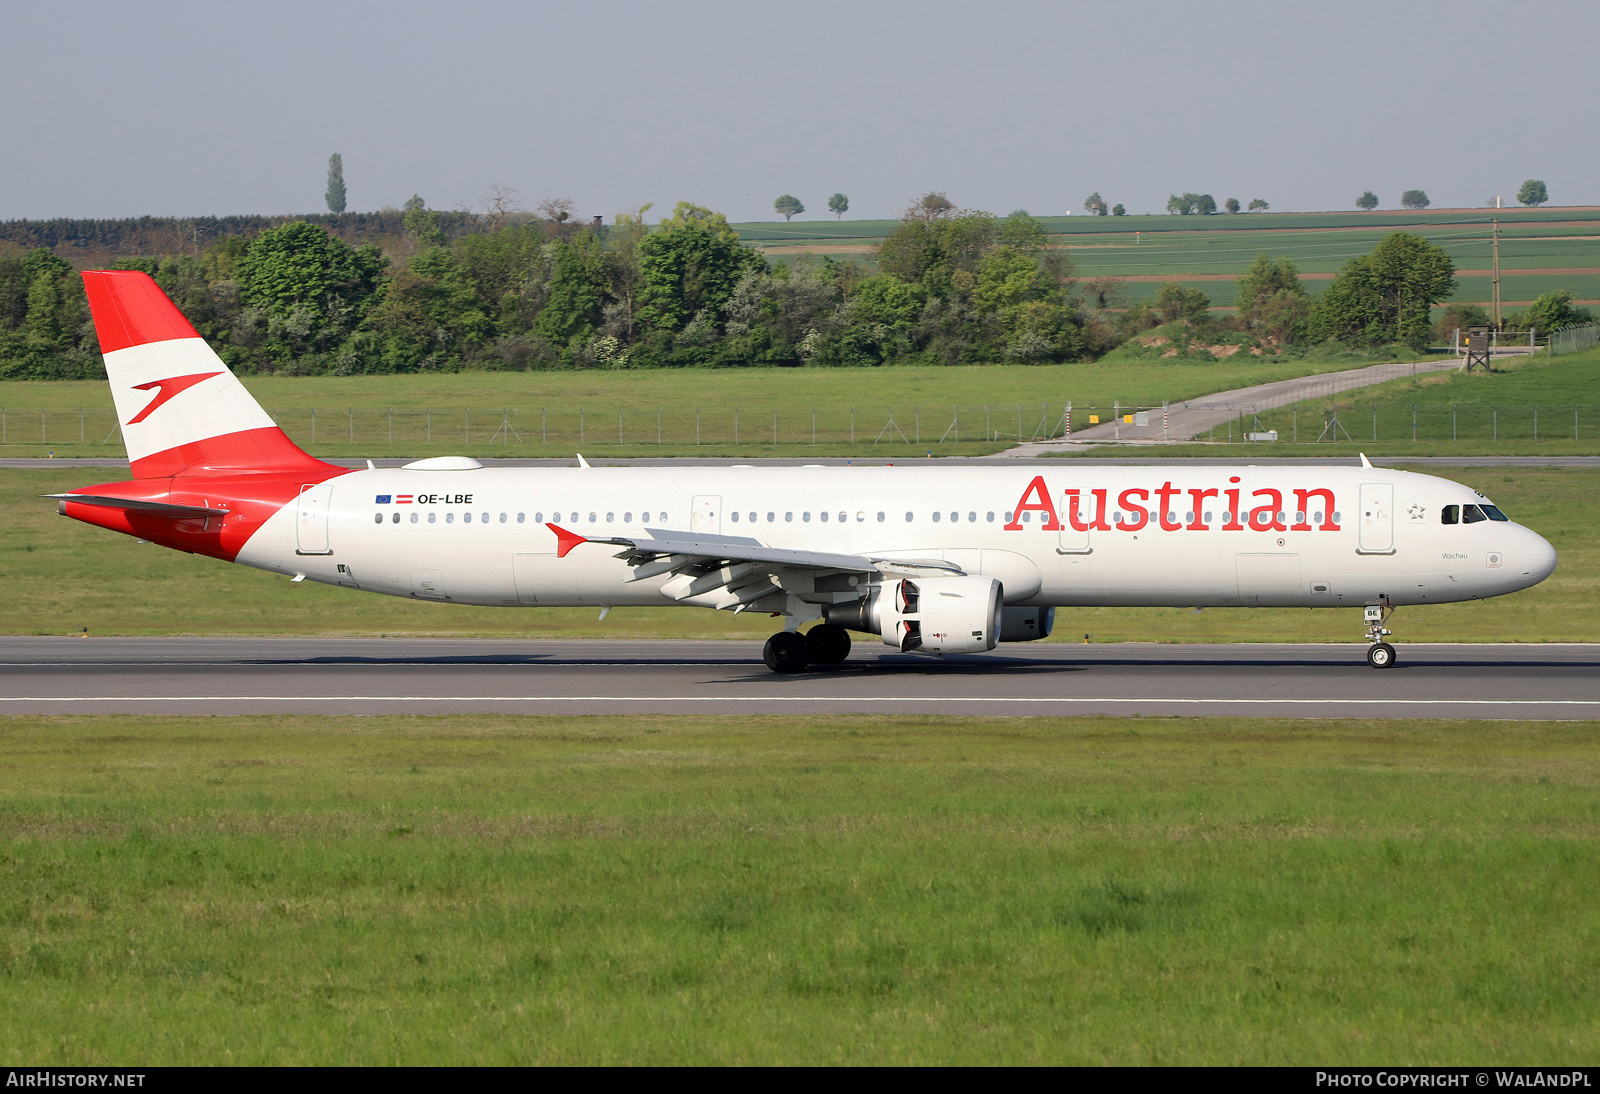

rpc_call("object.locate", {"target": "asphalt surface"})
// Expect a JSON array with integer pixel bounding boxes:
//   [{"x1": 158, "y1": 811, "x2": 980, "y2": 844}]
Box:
[
  {"x1": 3, "y1": 637, "x2": 1596, "y2": 719},
  {"x1": 1008, "y1": 356, "x2": 1473, "y2": 450}
]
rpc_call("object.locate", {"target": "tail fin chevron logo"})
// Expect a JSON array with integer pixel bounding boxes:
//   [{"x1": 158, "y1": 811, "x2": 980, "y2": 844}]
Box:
[{"x1": 126, "y1": 371, "x2": 223, "y2": 425}]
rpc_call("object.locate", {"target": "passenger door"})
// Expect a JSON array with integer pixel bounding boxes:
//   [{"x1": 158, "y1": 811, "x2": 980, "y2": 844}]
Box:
[
  {"x1": 295, "y1": 482, "x2": 334, "y2": 555},
  {"x1": 1357, "y1": 482, "x2": 1395, "y2": 555}
]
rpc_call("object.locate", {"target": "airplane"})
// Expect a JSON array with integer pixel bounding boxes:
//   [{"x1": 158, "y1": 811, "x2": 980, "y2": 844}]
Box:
[{"x1": 50, "y1": 270, "x2": 1558, "y2": 672}]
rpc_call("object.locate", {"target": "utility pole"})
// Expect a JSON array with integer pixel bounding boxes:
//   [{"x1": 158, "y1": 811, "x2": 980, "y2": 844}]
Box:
[{"x1": 1491, "y1": 217, "x2": 1502, "y2": 327}]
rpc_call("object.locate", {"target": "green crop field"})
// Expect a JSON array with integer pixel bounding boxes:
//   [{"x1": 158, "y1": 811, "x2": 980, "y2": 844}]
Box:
[
  {"x1": 5, "y1": 466, "x2": 1592, "y2": 643},
  {"x1": 0, "y1": 356, "x2": 1398, "y2": 460},
  {"x1": 741, "y1": 206, "x2": 1600, "y2": 311},
  {"x1": 3, "y1": 713, "x2": 1597, "y2": 1064}
]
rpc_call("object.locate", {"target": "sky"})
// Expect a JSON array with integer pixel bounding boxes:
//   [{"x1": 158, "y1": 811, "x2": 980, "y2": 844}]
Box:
[{"x1": 3, "y1": 0, "x2": 1596, "y2": 224}]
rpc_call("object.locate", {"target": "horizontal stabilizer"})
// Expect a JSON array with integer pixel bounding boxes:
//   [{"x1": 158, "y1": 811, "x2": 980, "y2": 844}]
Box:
[{"x1": 46, "y1": 494, "x2": 230, "y2": 520}]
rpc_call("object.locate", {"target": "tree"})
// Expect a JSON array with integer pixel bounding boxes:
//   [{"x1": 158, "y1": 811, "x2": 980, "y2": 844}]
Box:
[
  {"x1": 828, "y1": 193, "x2": 849, "y2": 219},
  {"x1": 1401, "y1": 190, "x2": 1430, "y2": 210},
  {"x1": 1196, "y1": 194, "x2": 1217, "y2": 216},
  {"x1": 1356, "y1": 191, "x2": 1379, "y2": 211},
  {"x1": 1083, "y1": 191, "x2": 1108, "y2": 216},
  {"x1": 236, "y1": 221, "x2": 385, "y2": 324},
  {"x1": 325, "y1": 153, "x2": 346, "y2": 214},
  {"x1": 1307, "y1": 231, "x2": 1456, "y2": 349},
  {"x1": 1152, "y1": 281, "x2": 1211, "y2": 325},
  {"x1": 1526, "y1": 288, "x2": 1592, "y2": 332},
  {"x1": 1111, "y1": 204, "x2": 1126, "y2": 216},
  {"x1": 1235, "y1": 254, "x2": 1310, "y2": 344},
  {"x1": 1166, "y1": 194, "x2": 1191, "y2": 215},
  {"x1": 904, "y1": 192, "x2": 957, "y2": 222},
  {"x1": 635, "y1": 217, "x2": 765, "y2": 334},
  {"x1": 774, "y1": 194, "x2": 804, "y2": 221},
  {"x1": 403, "y1": 194, "x2": 425, "y2": 213},
  {"x1": 1518, "y1": 179, "x2": 1549, "y2": 207},
  {"x1": 1248, "y1": 198, "x2": 1269, "y2": 211},
  {"x1": 403, "y1": 207, "x2": 445, "y2": 248},
  {"x1": 1225, "y1": 198, "x2": 1241, "y2": 214},
  {"x1": 1165, "y1": 193, "x2": 1211, "y2": 215}
]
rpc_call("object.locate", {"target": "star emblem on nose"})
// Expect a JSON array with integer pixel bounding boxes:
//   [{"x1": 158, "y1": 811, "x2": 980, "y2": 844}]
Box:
[{"x1": 1407, "y1": 504, "x2": 1426, "y2": 520}]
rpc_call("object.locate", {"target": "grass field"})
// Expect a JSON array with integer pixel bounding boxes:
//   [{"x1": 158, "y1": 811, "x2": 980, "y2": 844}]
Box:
[
  {"x1": 2, "y1": 713, "x2": 1597, "y2": 1065},
  {"x1": 6, "y1": 466, "x2": 1593, "y2": 643},
  {"x1": 0, "y1": 356, "x2": 1402, "y2": 460},
  {"x1": 1186, "y1": 346, "x2": 1600, "y2": 453}
]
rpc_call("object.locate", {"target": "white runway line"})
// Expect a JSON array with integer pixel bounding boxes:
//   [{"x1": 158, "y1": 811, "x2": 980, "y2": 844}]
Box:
[{"x1": 2, "y1": 696, "x2": 1597, "y2": 707}]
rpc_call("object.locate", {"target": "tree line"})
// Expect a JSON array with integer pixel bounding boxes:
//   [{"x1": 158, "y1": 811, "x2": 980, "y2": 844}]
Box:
[{"x1": 1, "y1": 193, "x2": 1589, "y2": 381}]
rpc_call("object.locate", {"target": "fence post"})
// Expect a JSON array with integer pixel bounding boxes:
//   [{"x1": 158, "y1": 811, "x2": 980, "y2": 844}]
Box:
[
  {"x1": 773, "y1": 409, "x2": 777, "y2": 446},
  {"x1": 735, "y1": 407, "x2": 739, "y2": 444},
  {"x1": 1492, "y1": 408, "x2": 1496, "y2": 441},
  {"x1": 914, "y1": 406, "x2": 919, "y2": 445},
  {"x1": 657, "y1": 408, "x2": 661, "y2": 445},
  {"x1": 578, "y1": 408, "x2": 583, "y2": 445},
  {"x1": 80, "y1": 407, "x2": 84, "y2": 444},
  {"x1": 466, "y1": 408, "x2": 470, "y2": 444},
  {"x1": 1371, "y1": 404, "x2": 1376, "y2": 442},
  {"x1": 696, "y1": 407, "x2": 700, "y2": 446},
  {"x1": 543, "y1": 407, "x2": 547, "y2": 445},
  {"x1": 1065, "y1": 401, "x2": 1071, "y2": 440},
  {"x1": 1411, "y1": 405, "x2": 1416, "y2": 442},
  {"x1": 811, "y1": 408, "x2": 816, "y2": 446},
  {"x1": 618, "y1": 407, "x2": 623, "y2": 446},
  {"x1": 388, "y1": 407, "x2": 393, "y2": 445},
  {"x1": 311, "y1": 407, "x2": 316, "y2": 444},
  {"x1": 1534, "y1": 406, "x2": 1539, "y2": 442},
  {"x1": 1162, "y1": 401, "x2": 1168, "y2": 442},
  {"x1": 1452, "y1": 404, "x2": 1456, "y2": 442},
  {"x1": 850, "y1": 407, "x2": 854, "y2": 445},
  {"x1": 349, "y1": 407, "x2": 354, "y2": 443}
]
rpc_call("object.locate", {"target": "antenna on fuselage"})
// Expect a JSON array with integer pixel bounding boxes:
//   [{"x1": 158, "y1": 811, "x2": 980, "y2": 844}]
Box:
[
  {"x1": 577, "y1": 453, "x2": 591, "y2": 468},
  {"x1": 1359, "y1": 452, "x2": 1374, "y2": 468}
]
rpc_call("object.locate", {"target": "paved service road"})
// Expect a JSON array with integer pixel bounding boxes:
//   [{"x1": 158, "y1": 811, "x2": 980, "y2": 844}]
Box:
[
  {"x1": 1007, "y1": 356, "x2": 1468, "y2": 452},
  {"x1": 2, "y1": 638, "x2": 1595, "y2": 720}
]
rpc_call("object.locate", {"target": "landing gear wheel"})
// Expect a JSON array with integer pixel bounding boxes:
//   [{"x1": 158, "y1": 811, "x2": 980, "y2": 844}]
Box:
[
  {"x1": 805, "y1": 624, "x2": 852, "y2": 666},
  {"x1": 763, "y1": 631, "x2": 811, "y2": 674},
  {"x1": 1366, "y1": 642, "x2": 1397, "y2": 669}
]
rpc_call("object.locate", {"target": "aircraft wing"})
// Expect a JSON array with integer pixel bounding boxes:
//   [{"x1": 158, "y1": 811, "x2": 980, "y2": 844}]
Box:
[{"x1": 546, "y1": 523, "x2": 960, "y2": 607}]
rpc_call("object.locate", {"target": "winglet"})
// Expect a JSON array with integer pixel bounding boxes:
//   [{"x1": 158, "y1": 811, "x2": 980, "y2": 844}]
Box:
[
  {"x1": 546, "y1": 523, "x2": 587, "y2": 558},
  {"x1": 577, "y1": 453, "x2": 591, "y2": 469},
  {"x1": 1359, "y1": 452, "x2": 1373, "y2": 468}
]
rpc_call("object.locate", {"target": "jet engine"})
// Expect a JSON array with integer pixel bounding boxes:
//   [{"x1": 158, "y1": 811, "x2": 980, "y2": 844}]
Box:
[{"x1": 825, "y1": 576, "x2": 1002, "y2": 654}]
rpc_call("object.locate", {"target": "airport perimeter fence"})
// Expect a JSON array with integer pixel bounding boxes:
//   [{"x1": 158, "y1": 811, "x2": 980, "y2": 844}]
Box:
[
  {"x1": 1549, "y1": 324, "x2": 1600, "y2": 356},
  {"x1": 5, "y1": 400, "x2": 1597, "y2": 450}
]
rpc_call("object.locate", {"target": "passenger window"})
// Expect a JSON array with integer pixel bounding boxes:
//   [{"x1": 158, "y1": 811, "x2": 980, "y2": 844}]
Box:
[
  {"x1": 429, "y1": 512, "x2": 437, "y2": 524},
  {"x1": 750, "y1": 512, "x2": 757, "y2": 522},
  {"x1": 987, "y1": 512, "x2": 995, "y2": 522},
  {"x1": 624, "y1": 512, "x2": 632, "y2": 523},
  {"x1": 877, "y1": 512, "x2": 885, "y2": 522},
  {"x1": 905, "y1": 512, "x2": 914, "y2": 522},
  {"x1": 446, "y1": 513, "x2": 454, "y2": 524},
  {"x1": 534, "y1": 512, "x2": 542, "y2": 523},
  {"x1": 410, "y1": 513, "x2": 418, "y2": 524},
  {"x1": 1463, "y1": 504, "x2": 1487, "y2": 524},
  {"x1": 482, "y1": 513, "x2": 489, "y2": 524},
  {"x1": 767, "y1": 512, "x2": 775, "y2": 522},
  {"x1": 785, "y1": 512, "x2": 793, "y2": 522},
  {"x1": 949, "y1": 512, "x2": 959, "y2": 522},
  {"x1": 731, "y1": 512, "x2": 740, "y2": 522},
  {"x1": 588, "y1": 513, "x2": 596, "y2": 523},
  {"x1": 464, "y1": 513, "x2": 472, "y2": 523},
  {"x1": 968, "y1": 511, "x2": 976, "y2": 522},
  {"x1": 606, "y1": 512, "x2": 614, "y2": 523},
  {"x1": 803, "y1": 512, "x2": 811, "y2": 522},
  {"x1": 820, "y1": 512, "x2": 829, "y2": 522},
  {"x1": 932, "y1": 512, "x2": 941, "y2": 522},
  {"x1": 373, "y1": 513, "x2": 382, "y2": 524},
  {"x1": 838, "y1": 512, "x2": 846, "y2": 523},
  {"x1": 1004, "y1": 511, "x2": 1013, "y2": 522},
  {"x1": 498, "y1": 513, "x2": 506, "y2": 523},
  {"x1": 1482, "y1": 504, "x2": 1509, "y2": 521},
  {"x1": 393, "y1": 512, "x2": 401, "y2": 524}
]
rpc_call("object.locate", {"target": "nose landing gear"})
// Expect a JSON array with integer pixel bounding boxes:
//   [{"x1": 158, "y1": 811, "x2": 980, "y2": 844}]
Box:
[{"x1": 1364, "y1": 604, "x2": 1397, "y2": 669}]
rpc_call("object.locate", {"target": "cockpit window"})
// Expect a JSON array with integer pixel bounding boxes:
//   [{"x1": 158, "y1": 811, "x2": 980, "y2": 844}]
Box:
[
  {"x1": 1462, "y1": 504, "x2": 1487, "y2": 524},
  {"x1": 1441, "y1": 505, "x2": 1459, "y2": 525},
  {"x1": 1481, "y1": 504, "x2": 1509, "y2": 522}
]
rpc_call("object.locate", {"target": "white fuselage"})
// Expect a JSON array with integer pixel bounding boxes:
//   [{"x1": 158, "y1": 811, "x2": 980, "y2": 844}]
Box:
[{"x1": 234, "y1": 464, "x2": 1557, "y2": 613}]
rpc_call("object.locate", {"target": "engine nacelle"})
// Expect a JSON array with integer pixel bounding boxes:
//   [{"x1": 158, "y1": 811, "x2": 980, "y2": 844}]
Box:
[
  {"x1": 999, "y1": 606, "x2": 1055, "y2": 642},
  {"x1": 826, "y1": 576, "x2": 1002, "y2": 654}
]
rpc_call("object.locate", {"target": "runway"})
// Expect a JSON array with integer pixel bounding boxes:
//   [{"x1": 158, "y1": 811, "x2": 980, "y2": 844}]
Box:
[{"x1": 2, "y1": 637, "x2": 1596, "y2": 719}]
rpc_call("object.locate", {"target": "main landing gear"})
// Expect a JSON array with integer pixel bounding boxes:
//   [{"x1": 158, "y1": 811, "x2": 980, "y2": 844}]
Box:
[
  {"x1": 763, "y1": 625, "x2": 852, "y2": 674},
  {"x1": 1364, "y1": 604, "x2": 1397, "y2": 669}
]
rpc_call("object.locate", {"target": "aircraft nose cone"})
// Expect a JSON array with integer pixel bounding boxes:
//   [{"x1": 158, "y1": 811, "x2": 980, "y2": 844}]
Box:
[{"x1": 1519, "y1": 529, "x2": 1558, "y2": 585}]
